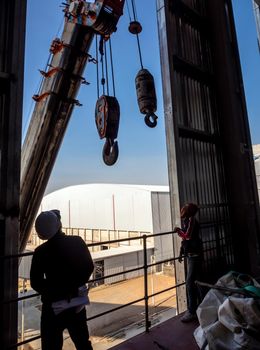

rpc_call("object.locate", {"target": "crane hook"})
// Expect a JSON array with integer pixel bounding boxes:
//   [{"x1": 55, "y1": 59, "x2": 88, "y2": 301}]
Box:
[
  {"x1": 102, "y1": 138, "x2": 119, "y2": 166},
  {"x1": 145, "y1": 113, "x2": 158, "y2": 128},
  {"x1": 135, "y1": 69, "x2": 158, "y2": 128}
]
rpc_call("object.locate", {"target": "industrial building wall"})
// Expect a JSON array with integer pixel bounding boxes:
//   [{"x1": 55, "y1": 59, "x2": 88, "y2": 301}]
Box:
[
  {"x1": 151, "y1": 192, "x2": 172, "y2": 233},
  {"x1": 151, "y1": 192, "x2": 175, "y2": 266},
  {"x1": 102, "y1": 249, "x2": 154, "y2": 284},
  {"x1": 157, "y1": 0, "x2": 260, "y2": 288},
  {"x1": 38, "y1": 184, "x2": 169, "y2": 233}
]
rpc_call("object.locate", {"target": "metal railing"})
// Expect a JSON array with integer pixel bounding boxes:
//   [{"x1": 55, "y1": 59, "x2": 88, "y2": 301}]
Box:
[
  {"x1": 29, "y1": 227, "x2": 152, "y2": 251},
  {"x1": 3, "y1": 230, "x2": 182, "y2": 349}
]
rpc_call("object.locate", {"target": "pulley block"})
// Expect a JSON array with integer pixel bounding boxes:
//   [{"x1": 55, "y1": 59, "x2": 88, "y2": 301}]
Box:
[
  {"x1": 90, "y1": 0, "x2": 125, "y2": 35},
  {"x1": 68, "y1": 0, "x2": 85, "y2": 16},
  {"x1": 66, "y1": 0, "x2": 125, "y2": 36},
  {"x1": 128, "y1": 21, "x2": 142, "y2": 35},
  {"x1": 95, "y1": 95, "x2": 120, "y2": 165},
  {"x1": 95, "y1": 95, "x2": 120, "y2": 139},
  {"x1": 135, "y1": 68, "x2": 158, "y2": 128}
]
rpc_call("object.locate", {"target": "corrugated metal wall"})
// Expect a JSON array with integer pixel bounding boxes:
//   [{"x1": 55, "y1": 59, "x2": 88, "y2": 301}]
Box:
[
  {"x1": 157, "y1": 0, "x2": 260, "y2": 281},
  {"x1": 151, "y1": 192, "x2": 174, "y2": 266},
  {"x1": 103, "y1": 249, "x2": 154, "y2": 284}
]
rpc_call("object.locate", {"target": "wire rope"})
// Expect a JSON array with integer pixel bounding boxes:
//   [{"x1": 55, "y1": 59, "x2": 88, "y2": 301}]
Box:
[
  {"x1": 130, "y1": 0, "x2": 143, "y2": 69},
  {"x1": 131, "y1": 0, "x2": 138, "y2": 21},
  {"x1": 136, "y1": 33, "x2": 144, "y2": 69},
  {"x1": 104, "y1": 40, "x2": 110, "y2": 96},
  {"x1": 95, "y1": 35, "x2": 100, "y2": 98},
  {"x1": 109, "y1": 38, "x2": 116, "y2": 97},
  {"x1": 100, "y1": 38, "x2": 106, "y2": 95},
  {"x1": 126, "y1": 0, "x2": 132, "y2": 22},
  {"x1": 55, "y1": 13, "x2": 65, "y2": 38},
  {"x1": 22, "y1": 7, "x2": 64, "y2": 142}
]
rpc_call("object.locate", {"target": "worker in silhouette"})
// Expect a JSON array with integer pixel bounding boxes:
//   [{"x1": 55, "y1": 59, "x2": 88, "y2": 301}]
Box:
[
  {"x1": 175, "y1": 203, "x2": 203, "y2": 323},
  {"x1": 30, "y1": 209, "x2": 94, "y2": 350}
]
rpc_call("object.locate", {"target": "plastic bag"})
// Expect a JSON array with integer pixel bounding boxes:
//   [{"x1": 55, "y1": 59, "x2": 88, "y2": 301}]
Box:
[{"x1": 194, "y1": 271, "x2": 260, "y2": 349}]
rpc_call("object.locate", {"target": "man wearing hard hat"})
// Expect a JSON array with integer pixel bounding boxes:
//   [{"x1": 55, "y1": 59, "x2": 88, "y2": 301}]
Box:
[{"x1": 30, "y1": 209, "x2": 94, "y2": 350}]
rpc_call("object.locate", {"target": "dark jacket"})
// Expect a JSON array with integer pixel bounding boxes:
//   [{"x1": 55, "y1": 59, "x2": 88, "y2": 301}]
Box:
[
  {"x1": 179, "y1": 217, "x2": 203, "y2": 256},
  {"x1": 30, "y1": 232, "x2": 94, "y2": 304}
]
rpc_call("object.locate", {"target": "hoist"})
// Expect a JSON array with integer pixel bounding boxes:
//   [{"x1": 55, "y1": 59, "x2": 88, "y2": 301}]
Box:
[
  {"x1": 95, "y1": 95, "x2": 120, "y2": 165},
  {"x1": 127, "y1": 0, "x2": 158, "y2": 128}
]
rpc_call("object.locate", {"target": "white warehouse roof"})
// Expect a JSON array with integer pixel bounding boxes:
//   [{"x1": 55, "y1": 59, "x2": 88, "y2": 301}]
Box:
[{"x1": 38, "y1": 184, "x2": 171, "y2": 233}]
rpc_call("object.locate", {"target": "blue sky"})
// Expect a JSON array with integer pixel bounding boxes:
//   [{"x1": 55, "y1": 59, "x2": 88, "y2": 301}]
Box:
[
  {"x1": 233, "y1": 0, "x2": 260, "y2": 145},
  {"x1": 23, "y1": 1, "x2": 260, "y2": 193}
]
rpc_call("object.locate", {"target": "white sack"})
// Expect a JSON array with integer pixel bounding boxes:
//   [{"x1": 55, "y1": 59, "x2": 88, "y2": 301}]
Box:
[{"x1": 194, "y1": 272, "x2": 260, "y2": 350}]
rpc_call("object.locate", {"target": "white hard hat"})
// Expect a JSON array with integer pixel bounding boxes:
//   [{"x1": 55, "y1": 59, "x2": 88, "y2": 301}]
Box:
[{"x1": 35, "y1": 210, "x2": 61, "y2": 240}]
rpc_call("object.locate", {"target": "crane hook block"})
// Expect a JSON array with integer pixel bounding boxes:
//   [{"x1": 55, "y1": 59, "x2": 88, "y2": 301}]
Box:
[
  {"x1": 128, "y1": 21, "x2": 142, "y2": 35},
  {"x1": 135, "y1": 68, "x2": 158, "y2": 128},
  {"x1": 95, "y1": 95, "x2": 120, "y2": 139},
  {"x1": 95, "y1": 95, "x2": 120, "y2": 165},
  {"x1": 103, "y1": 139, "x2": 119, "y2": 166},
  {"x1": 65, "y1": 0, "x2": 125, "y2": 36}
]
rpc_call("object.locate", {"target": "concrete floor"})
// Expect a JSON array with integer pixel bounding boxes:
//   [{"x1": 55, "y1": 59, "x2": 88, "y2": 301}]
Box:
[{"x1": 109, "y1": 314, "x2": 199, "y2": 350}]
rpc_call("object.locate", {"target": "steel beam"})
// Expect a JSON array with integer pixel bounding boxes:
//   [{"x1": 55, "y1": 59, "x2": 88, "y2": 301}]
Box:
[
  {"x1": 207, "y1": 0, "x2": 260, "y2": 275},
  {"x1": 156, "y1": 0, "x2": 186, "y2": 312},
  {"x1": 20, "y1": 23, "x2": 95, "y2": 253},
  {"x1": 0, "y1": 1, "x2": 27, "y2": 348}
]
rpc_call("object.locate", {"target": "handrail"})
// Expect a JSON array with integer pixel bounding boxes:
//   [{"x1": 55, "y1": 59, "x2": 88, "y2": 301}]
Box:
[
  {"x1": 1, "y1": 230, "x2": 175, "y2": 260},
  {"x1": 4, "y1": 230, "x2": 181, "y2": 349}
]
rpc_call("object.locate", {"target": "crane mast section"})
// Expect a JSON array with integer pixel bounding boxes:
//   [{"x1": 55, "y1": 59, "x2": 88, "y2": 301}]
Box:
[
  {"x1": 20, "y1": 23, "x2": 94, "y2": 251},
  {"x1": 20, "y1": 0, "x2": 125, "y2": 252}
]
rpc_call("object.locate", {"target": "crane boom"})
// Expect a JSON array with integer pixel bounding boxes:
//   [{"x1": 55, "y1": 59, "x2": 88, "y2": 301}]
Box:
[{"x1": 20, "y1": 0, "x2": 125, "y2": 252}]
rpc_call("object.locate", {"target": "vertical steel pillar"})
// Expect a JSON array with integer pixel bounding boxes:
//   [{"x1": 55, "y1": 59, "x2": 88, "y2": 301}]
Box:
[
  {"x1": 208, "y1": 0, "x2": 260, "y2": 276},
  {"x1": 0, "y1": 1, "x2": 27, "y2": 348},
  {"x1": 156, "y1": 0, "x2": 186, "y2": 312}
]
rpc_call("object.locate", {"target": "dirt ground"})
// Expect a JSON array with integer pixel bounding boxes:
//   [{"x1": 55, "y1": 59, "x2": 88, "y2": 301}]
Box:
[{"x1": 63, "y1": 273, "x2": 177, "y2": 349}]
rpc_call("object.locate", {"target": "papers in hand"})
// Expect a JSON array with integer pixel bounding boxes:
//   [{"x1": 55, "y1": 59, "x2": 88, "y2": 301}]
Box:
[{"x1": 52, "y1": 285, "x2": 90, "y2": 315}]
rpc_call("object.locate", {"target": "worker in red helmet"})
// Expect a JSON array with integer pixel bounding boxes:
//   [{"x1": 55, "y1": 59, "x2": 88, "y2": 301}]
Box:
[
  {"x1": 174, "y1": 203, "x2": 203, "y2": 323},
  {"x1": 30, "y1": 210, "x2": 94, "y2": 350}
]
